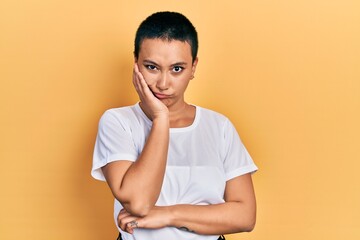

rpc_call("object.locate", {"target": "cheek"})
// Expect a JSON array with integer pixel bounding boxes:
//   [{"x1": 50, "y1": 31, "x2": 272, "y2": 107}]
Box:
[
  {"x1": 174, "y1": 76, "x2": 191, "y2": 89},
  {"x1": 139, "y1": 70, "x2": 157, "y2": 85}
]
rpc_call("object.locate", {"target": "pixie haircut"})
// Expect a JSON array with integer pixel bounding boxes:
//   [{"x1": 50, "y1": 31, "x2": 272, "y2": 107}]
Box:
[{"x1": 134, "y1": 11, "x2": 198, "y2": 62}]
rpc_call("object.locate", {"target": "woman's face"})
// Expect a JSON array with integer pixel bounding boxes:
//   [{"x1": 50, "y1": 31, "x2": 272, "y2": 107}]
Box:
[{"x1": 136, "y1": 38, "x2": 198, "y2": 108}]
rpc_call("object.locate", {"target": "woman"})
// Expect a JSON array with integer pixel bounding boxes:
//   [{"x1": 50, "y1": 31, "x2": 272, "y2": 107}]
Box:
[{"x1": 91, "y1": 11, "x2": 258, "y2": 240}]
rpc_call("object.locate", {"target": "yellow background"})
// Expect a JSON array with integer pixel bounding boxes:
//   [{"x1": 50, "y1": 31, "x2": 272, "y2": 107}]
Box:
[{"x1": 1, "y1": 0, "x2": 359, "y2": 239}]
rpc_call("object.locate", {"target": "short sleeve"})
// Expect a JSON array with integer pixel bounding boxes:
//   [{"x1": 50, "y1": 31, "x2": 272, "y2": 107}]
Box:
[
  {"x1": 91, "y1": 110, "x2": 138, "y2": 181},
  {"x1": 222, "y1": 119, "x2": 258, "y2": 181}
]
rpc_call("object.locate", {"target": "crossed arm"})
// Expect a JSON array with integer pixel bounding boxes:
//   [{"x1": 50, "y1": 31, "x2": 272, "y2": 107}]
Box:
[
  {"x1": 117, "y1": 173, "x2": 256, "y2": 235},
  {"x1": 101, "y1": 64, "x2": 256, "y2": 235}
]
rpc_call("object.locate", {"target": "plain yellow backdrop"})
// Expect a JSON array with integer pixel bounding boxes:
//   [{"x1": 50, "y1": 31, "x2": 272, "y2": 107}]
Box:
[{"x1": 1, "y1": 0, "x2": 359, "y2": 239}]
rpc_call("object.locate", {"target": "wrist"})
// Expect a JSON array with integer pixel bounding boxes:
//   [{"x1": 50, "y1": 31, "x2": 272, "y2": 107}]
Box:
[
  {"x1": 152, "y1": 114, "x2": 169, "y2": 124},
  {"x1": 164, "y1": 205, "x2": 176, "y2": 227}
]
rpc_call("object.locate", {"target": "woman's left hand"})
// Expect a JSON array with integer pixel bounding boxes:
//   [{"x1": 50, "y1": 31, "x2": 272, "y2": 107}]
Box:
[{"x1": 118, "y1": 206, "x2": 172, "y2": 234}]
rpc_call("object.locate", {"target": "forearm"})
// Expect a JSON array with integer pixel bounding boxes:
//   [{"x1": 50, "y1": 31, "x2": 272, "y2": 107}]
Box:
[
  {"x1": 117, "y1": 175, "x2": 256, "y2": 234},
  {"x1": 169, "y1": 202, "x2": 256, "y2": 235},
  {"x1": 119, "y1": 116, "x2": 169, "y2": 215}
]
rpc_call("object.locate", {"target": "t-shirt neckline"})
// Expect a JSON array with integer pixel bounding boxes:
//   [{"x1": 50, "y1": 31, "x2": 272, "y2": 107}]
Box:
[{"x1": 134, "y1": 102, "x2": 200, "y2": 133}]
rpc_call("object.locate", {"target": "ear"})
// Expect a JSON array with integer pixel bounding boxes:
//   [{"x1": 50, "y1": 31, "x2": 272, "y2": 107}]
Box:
[{"x1": 191, "y1": 57, "x2": 199, "y2": 77}]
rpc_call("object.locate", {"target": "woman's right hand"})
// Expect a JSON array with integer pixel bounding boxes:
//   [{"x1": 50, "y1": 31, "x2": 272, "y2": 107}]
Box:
[
  {"x1": 133, "y1": 63, "x2": 169, "y2": 120},
  {"x1": 118, "y1": 207, "x2": 172, "y2": 234}
]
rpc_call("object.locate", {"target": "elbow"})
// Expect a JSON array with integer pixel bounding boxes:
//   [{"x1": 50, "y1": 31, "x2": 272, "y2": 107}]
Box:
[
  {"x1": 243, "y1": 221, "x2": 256, "y2": 232},
  {"x1": 116, "y1": 194, "x2": 152, "y2": 217},
  {"x1": 242, "y1": 216, "x2": 256, "y2": 232},
  {"x1": 232, "y1": 211, "x2": 256, "y2": 233},
  {"x1": 125, "y1": 202, "x2": 152, "y2": 217},
  {"x1": 238, "y1": 201, "x2": 256, "y2": 232},
  {"x1": 235, "y1": 221, "x2": 255, "y2": 233}
]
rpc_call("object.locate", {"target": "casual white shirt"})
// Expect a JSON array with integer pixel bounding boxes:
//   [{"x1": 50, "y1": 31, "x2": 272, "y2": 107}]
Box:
[{"x1": 92, "y1": 103, "x2": 258, "y2": 240}]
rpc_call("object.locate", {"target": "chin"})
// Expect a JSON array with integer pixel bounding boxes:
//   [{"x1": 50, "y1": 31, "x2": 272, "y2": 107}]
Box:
[{"x1": 160, "y1": 99, "x2": 173, "y2": 108}]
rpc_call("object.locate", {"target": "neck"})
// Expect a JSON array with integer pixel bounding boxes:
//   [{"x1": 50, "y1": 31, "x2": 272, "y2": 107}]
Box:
[
  {"x1": 139, "y1": 100, "x2": 195, "y2": 128},
  {"x1": 168, "y1": 101, "x2": 189, "y2": 121},
  {"x1": 168, "y1": 101, "x2": 196, "y2": 128}
]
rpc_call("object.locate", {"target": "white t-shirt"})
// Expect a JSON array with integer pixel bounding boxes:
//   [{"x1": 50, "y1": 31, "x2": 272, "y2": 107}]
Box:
[{"x1": 92, "y1": 103, "x2": 258, "y2": 240}]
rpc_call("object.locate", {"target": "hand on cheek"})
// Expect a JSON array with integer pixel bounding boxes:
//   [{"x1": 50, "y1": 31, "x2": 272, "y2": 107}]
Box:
[{"x1": 132, "y1": 63, "x2": 169, "y2": 120}]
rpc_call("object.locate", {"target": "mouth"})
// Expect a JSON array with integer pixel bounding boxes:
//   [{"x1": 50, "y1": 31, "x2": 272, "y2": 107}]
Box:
[{"x1": 153, "y1": 92, "x2": 170, "y2": 99}]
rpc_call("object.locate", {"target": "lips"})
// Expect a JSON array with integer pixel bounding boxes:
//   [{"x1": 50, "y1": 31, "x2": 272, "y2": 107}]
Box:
[{"x1": 153, "y1": 92, "x2": 170, "y2": 99}]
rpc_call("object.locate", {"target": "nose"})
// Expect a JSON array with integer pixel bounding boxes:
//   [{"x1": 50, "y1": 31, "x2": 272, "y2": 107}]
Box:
[{"x1": 156, "y1": 72, "x2": 169, "y2": 91}]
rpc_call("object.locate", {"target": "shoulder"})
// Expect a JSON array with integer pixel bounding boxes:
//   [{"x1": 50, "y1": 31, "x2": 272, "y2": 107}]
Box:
[
  {"x1": 98, "y1": 104, "x2": 141, "y2": 129},
  {"x1": 196, "y1": 105, "x2": 230, "y2": 125},
  {"x1": 196, "y1": 106, "x2": 242, "y2": 137},
  {"x1": 101, "y1": 105, "x2": 136, "y2": 119}
]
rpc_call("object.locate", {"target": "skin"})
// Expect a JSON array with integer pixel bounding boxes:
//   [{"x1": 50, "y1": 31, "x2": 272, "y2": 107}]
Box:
[
  {"x1": 102, "y1": 38, "x2": 257, "y2": 235},
  {"x1": 135, "y1": 38, "x2": 198, "y2": 126}
]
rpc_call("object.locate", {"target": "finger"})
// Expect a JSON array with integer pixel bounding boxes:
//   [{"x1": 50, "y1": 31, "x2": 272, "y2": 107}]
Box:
[
  {"x1": 132, "y1": 65, "x2": 141, "y2": 94},
  {"x1": 133, "y1": 64, "x2": 148, "y2": 99},
  {"x1": 119, "y1": 208, "x2": 128, "y2": 214},
  {"x1": 133, "y1": 65, "x2": 155, "y2": 103},
  {"x1": 118, "y1": 215, "x2": 138, "y2": 232},
  {"x1": 135, "y1": 71, "x2": 154, "y2": 99},
  {"x1": 134, "y1": 63, "x2": 149, "y2": 87},
  {"x1": 118, "y1": 211, "x2": 131, "y2": 221},
  {"x1": 134, "y1": 63, "x2": 144, "y2": 85},
  {"x1": 126, "y1": 219, "x2": 141, "y2": 234},
  {"x1": 117, "y1": 211, "x2": 131, "y2": 229}
]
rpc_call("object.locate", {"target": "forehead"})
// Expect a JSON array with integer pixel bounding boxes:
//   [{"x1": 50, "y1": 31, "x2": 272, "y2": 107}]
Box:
[{"x1": 138, "y1": 38, "x2": 192, "y2": 63}]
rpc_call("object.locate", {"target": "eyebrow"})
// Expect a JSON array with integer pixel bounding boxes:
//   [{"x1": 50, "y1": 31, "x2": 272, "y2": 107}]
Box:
[{"x1": 143, "y1": 60, "x2": 188, "y2": 67}]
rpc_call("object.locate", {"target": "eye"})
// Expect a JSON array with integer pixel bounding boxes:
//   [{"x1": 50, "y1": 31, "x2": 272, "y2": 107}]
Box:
[
  {"x1": 145, "y1": 65, "x2": 158, "y2": 71},
  {"x1": 172, "y1": 66, "x2": 184, "y2": 73}
]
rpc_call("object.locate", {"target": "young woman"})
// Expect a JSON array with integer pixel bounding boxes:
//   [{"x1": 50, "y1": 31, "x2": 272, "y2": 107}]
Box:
[{"x1": 92, "y1": 11, "x2": 258, "y2": 240}]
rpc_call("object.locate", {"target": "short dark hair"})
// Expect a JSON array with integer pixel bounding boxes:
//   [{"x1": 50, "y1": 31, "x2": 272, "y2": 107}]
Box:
[{"x1": 134, "y1": 11, "x2": 198, "y2": 62}]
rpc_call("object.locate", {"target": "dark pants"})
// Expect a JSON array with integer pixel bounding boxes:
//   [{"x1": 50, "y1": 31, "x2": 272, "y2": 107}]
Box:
[{"x1": 117, "y1": 232, "x2": 225, "y2": 240}]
